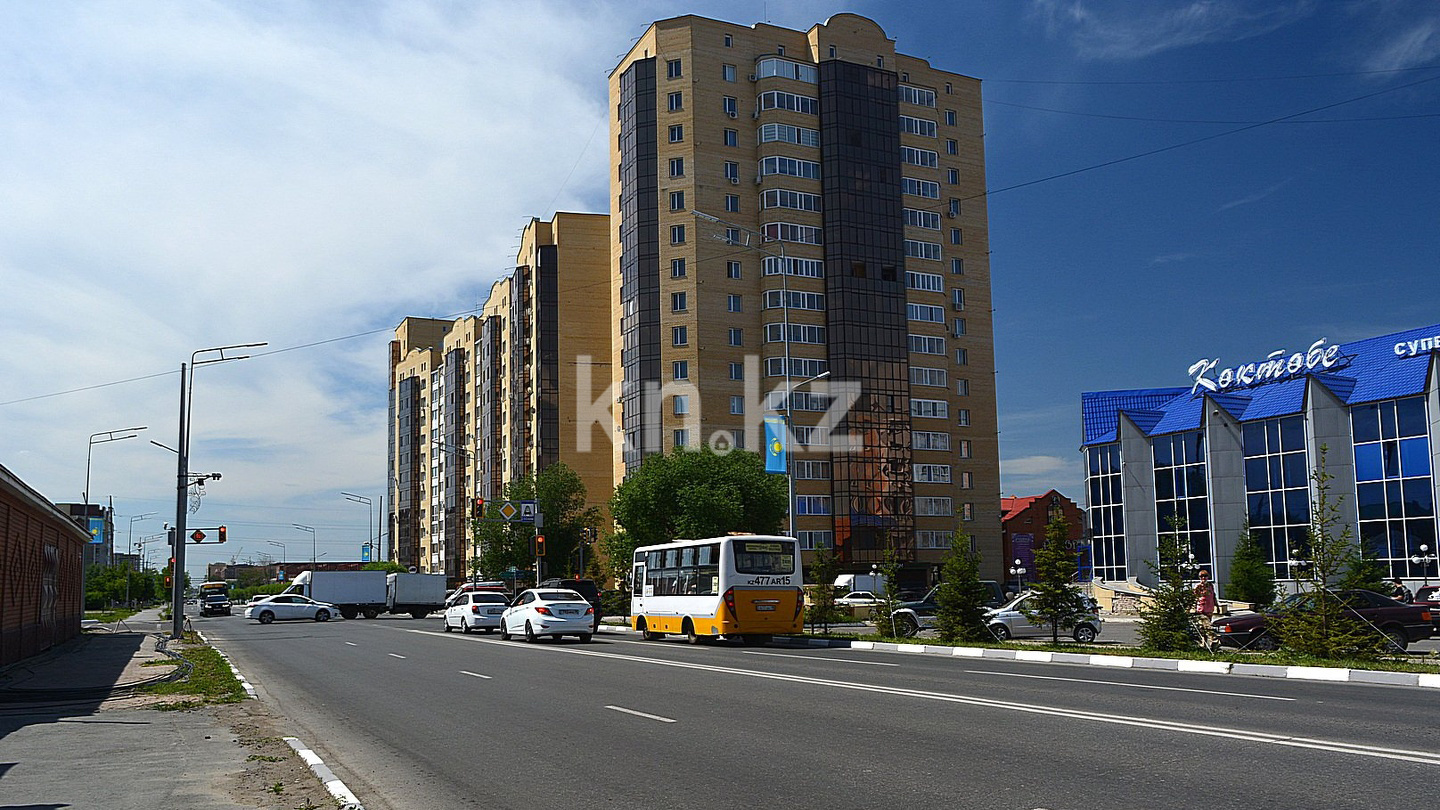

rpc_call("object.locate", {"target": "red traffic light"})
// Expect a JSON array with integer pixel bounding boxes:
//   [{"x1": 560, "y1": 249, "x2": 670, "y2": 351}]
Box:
[
  {"x1": 534, "y1": 535, "x2": 546, "y2": 557},
  {"x1": 473, "y1": 497, "x2": 486, "y2": 515},
  {"x1": 218, "y1": 525, "x2": 227, "y2": 543}
]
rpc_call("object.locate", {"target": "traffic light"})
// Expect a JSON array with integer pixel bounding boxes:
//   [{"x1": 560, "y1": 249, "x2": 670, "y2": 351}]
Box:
[
  {"x1": 218, "y1": 525, "x2": 227, "y2": 543},
  {"x1": 473, "y1": 497, "x2": 485, "y2": 516},
  {"x1": 534, "y1": 535, "x2": 546, "y2": 557}
]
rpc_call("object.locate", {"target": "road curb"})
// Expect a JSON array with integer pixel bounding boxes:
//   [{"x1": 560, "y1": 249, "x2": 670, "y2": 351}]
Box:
[
  {"x1": 196, "y1": 631, "x2": 256, "y2": 699},
  {"x1": 777, "y1": 634, "x2": 1438, "y2": 688},
  {"x1": 284, "y1": 736, "x2": 364, "y2": 810}
]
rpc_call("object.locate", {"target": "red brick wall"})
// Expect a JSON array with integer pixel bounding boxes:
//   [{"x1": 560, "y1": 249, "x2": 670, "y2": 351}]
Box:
[{"x1": 0, "y1": 484, "x2": 86, "y2": 669}]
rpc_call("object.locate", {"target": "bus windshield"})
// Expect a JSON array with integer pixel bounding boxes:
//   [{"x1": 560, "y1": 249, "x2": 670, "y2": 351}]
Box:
[{"x1": 732, "y1": 540, "x2": 796, "y2": 574}]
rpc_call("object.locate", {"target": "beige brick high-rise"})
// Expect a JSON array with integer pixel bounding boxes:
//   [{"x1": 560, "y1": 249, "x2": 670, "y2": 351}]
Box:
[{"x1": 610, "y1": 13, "x2": 1001, "y2": 587}]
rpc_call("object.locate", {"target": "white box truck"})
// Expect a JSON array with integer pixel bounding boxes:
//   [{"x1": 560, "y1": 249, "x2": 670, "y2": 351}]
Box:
[
  {"x1": 282, "y1": 570, "x2": 387, "y2": 620},
  {"x1": 387, "y1": 573, "x2": 447, "y2": 619}
]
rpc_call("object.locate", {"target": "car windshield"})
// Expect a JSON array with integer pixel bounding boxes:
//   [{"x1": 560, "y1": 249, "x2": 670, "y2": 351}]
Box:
[{"x1": 538, "y1": 590, "x2": 583, "y2": 601}]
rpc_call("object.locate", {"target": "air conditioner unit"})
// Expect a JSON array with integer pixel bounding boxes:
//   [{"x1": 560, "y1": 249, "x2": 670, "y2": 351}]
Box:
[
  {"x1": 748, "y1": 74, "x2": 757, "y2": 82},
  {"x1": 727, "y1": 110, "x2": 738, "y2": 119},
  {"x1": 752, "y1": 110, "x2": 760, "y2": 119},
  {"x1": 730, "y1": 177, "x2": 740, "y2": 185},
  {"x1": 947, "y1": 211, "x2": 958, "y2": 218}
]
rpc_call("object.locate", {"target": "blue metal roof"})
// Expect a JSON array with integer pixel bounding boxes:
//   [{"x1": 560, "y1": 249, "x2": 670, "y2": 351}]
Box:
[{"x1": 1080, "y1": 323, "x2": 1440, "y2": 447}]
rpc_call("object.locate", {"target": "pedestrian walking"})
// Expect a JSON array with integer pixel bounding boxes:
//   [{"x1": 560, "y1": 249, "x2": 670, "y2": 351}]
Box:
[
  {"x1": 1389, "y1": 578, "x2": 1413, "y2": 603},
  {"x1": 1192, "y1": 569, "x2": 1219, "y2": 651}
]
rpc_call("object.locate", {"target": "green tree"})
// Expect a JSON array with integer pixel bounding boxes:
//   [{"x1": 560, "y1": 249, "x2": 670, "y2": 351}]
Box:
[
  {"x1": 868, "y1": 541, "x2": 905, "y2": 638},
  {"x1": 1339, "y1": 538, "x2": 1389, "y2": 595},
  {"x1": 1226, "y1": 524, "x2": 1278, "y2": 610},
  {"x1": 804, "y1": 542, "x2": 844, "y2": 632},
  {"x1": 1136, "y1": 518, "x2": 1198, "y2": 651},
  {"x1": 1273, "y1": 447, "x2": 1386, "y2": 658},
  {"x1": 1021, "y1": 517, "x2": 1086, "y2": 642},
  {"x1": 534, "y1": 462, "x2": 603, "y2": 578},
  {"x1": 362, "y1": 561, "x2": 407, "y2": 574},
  {"x1": 610, "y1": 446, "x2": 787, "y2": 547},
  {"x1": 933, "y1": 531, "x2": 990, "y2": 643},
  {"x1": 599, "y1": 527, "x2": 639, "y2": 591}
]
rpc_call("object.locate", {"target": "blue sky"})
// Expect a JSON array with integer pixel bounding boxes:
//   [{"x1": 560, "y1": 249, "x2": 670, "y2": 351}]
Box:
[{"x1": 1, "y1": 1, "x2": 1436, "y2": 578}]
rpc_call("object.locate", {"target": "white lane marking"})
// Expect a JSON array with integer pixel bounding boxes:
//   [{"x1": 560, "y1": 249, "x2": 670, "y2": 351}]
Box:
[
  {"x1": 388, "y1": 653, "x2": 406, "y2": 659},
  {"x1": 460, "y1": 670, "x2": 492, "y2": 679},
  {"x1": 605, "y1": 705, "x2": 676, "y2": 723},
  {"x1": 392, "y1": 626, "x2": 1440, "y2": 767},
  {"x1": 344, "y1": 642, "x2": 358, "y2": 647},
  {"x1": 963, "y1": 670, "x2": 1297, "y2": 701},
  {"x1": 742, "y1": 651, "x2": 899, "y2": 667}
]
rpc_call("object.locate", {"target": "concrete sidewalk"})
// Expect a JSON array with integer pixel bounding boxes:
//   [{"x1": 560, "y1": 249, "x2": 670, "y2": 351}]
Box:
[{"x1": 0, "y1": 607, "x2": 342, "y2": 810}]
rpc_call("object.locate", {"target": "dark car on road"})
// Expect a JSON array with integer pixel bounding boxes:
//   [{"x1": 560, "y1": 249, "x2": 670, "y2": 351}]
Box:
[
  {"x1": 1213, "y1": 588, "x2": 1436, "y2": 651},
  {"x1": 199, "y1": 594, "x2": 232, "y2": 617}
]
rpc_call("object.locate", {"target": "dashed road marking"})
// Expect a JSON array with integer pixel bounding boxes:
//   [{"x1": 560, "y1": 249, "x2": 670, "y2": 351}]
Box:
[{"x1": 605, "y1": 705, "x2": 676, "y2": 723}]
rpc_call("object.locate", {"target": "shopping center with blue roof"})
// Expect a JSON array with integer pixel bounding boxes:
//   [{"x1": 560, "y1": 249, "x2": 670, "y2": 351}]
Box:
[{"x1": 1081, "y1": 322, "x2": 1440, "y2": 596}]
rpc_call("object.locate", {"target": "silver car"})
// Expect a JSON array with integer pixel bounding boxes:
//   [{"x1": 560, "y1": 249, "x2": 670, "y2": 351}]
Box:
[{"x1": 985, "y1": 591, "x2": 1102, "y2": 643}]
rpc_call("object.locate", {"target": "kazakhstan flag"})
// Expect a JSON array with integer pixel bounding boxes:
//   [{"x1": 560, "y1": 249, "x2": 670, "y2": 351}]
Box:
[{"x1": 764, "y1": 417, "x2": 787, "y2": 474}]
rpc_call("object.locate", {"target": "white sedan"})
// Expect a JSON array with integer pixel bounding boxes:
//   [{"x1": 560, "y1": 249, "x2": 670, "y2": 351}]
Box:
[
  {"x1": 835, "y1": 590, "x2": 885, "y2": 607},
  {"x1": 243, "y1": 594, "x2": 338, "y2": 624},
  {"x1": 443, "y1": 591, "x2": 509, "y2": 633},
  {"x1": 499, "y1": 588, "x2": 595, "y2": 643}
]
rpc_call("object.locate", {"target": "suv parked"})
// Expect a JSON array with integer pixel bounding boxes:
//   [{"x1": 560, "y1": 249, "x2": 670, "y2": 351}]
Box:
[
  {"x1": 538, "y1": 578, "x2": 603, "y2": 631},
  {"x1": 985, "y1": 590, "x2": 1103, "y2": 643},
  {"x1": 890, "y1": 581, "x2": 1008, "y2": 637}
]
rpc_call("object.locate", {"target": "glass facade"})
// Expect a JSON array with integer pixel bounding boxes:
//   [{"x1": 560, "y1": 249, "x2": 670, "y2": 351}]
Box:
[
  {"x1": 1243, "y1": 415, "x2": 1309, "y2": 578},
  {"x1": 1086, "y1": 444, "x2": 1125, "y2": 581},
  {"x1": 1153, "y1": 430, "x2": 1211, "y2": 573},
  {"x1": 618, "y1": 58, "x2": 660, "y2": 471},
  {"x1": 1352, "y1": 396, "x2": 1437, "y2": 579}
]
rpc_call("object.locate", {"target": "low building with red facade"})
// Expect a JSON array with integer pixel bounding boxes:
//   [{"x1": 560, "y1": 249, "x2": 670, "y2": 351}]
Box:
[
  {"x1": 1, "y1": 462, "x2": 88, "y2": 668},
  {"x1": 1001, "y1": 490, "x2": 1086, "y2": 591}
]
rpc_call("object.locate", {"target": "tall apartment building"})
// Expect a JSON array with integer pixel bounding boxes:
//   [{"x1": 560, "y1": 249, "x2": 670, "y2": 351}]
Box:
[
  {"x1": 389, "y1": 213, "x2": 611, "y2": 581},
  {"x1": 610, "y1": 13, "x2": 1001, "y2": 587}
]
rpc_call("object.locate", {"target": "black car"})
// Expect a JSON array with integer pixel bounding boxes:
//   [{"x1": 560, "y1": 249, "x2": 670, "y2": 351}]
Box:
[
  {"x1": 199, "y1": 594, "x2": 232, "y2": 617},
  {"x1": 538, "y1": 578, "x2": 603, "y2": 630}
]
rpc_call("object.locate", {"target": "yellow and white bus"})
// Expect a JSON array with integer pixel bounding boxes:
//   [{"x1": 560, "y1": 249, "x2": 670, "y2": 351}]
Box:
[{"x1": 630, "y1": 534, "x2": 804, "y2": 644}]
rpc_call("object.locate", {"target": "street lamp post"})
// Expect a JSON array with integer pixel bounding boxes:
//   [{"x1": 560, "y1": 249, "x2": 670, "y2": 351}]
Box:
[
  {"x1": 293, "y1": 524, "x2": 316, "y2": 567},
  {"x1": 342, "y1": 492, "x2": 374, "y2": 562},
  {"x1": 171, "y1": 342, "x2": 265, "y2": 639},
  {"x1": 266, "y1": 541, "x2": 287, "y2": 581},
  {"x1": 81, "y1": 425, "x2": 146, "y2": 614},
  {"x1": 124, "y1": 512, "x2": 157, "y2": 606},
  {"x1": 1411, "y1": 544, "x2": 1436, "y2": 587},
  {"x1": 1009, "y1": 558, "x2": 1028, "y2": 590}
]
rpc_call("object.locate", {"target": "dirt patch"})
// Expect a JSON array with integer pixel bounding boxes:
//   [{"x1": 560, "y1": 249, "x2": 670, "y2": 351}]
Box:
[{"x1": 214, "y1": 700, "x2": 341, "y2": 810}]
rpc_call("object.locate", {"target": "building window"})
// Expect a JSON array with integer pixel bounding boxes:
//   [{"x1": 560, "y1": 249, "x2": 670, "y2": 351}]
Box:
[
  {"x1": 951, "y1": 257, "x2": 965, "y2": 275},
  {"x1": 946, "y1": 138, "x2": 958, "y2": 155},
  {"x1": 724, "y1": 161, "x2": 740, "y2": 181},
  {"x1": 670, "y1": 190, "x2": 685, "y2": 211},
  {"x1": 910, "y1": 366, "x2": 947, "y2": 387},
  {"x1": 947, "y1": 168, "x2": 960, "y2": 185},
  {"x1": 902, "y1": 177, "x2": 941, "y2": 199},
  {"x1": 899, "y1": 84, "x2": 936, "y2": 107},
  {"x1": 916, "y1": 497, "x2": 953, "y2": 517},
  {"x1": 670, "y1": 224, "x2": 686, "y2": 244},
  {"x1": 960, "y1": 471, "x2": 973, "y2": 489},
  {"x1": 721, "y1": 63, "x2": 738, "y2": 81},
  {"x1": 761, "y1": 155, "x2": 822, "y2": 180},
  {"x1": 666, "y1": 59, "x2": 682, "y2": 79},
  {"x1": 764, "y1": 256, "x2": 825, "y2": 278},
  {"x1": 899, "y1": 115, "x2": 938, "y2": 137},
  {"x1": 911, "y1": 399, "x2": 949, "y2": 419},
  {"x1": 726, "y1": 260, "x2": 742, "y2": 279},
  {"x1": 762, "y1": 222, "x2": 822, "y2": 245},
  {"x1": 727, "y1": 294, "x2": 743, "y2": 312},
  {"x1": 1244, "y1": 414, "x2": 1311, "y2": 578},
  {"x1": 958, "y1": 440, "x2": 972, "y2": 459},
  {"x1": 672, "y1": 326, "x2": 688, "y2": 347},
  {"x1": 722, "y1": 96, "x2": 738, "y2": 117},
  {"x1": 796, "y1": 495, "x2": 831, "y2": 516},
  {"x1": 671, "y1": 258, "x2": 687, "y2": 278},
  {"x1": 798, "y1": 530, "x2": 834, "y2": 550},
  {"x1": 724, "y1": 34, "x2": 733, "y2": 48},
  {"x1": 673, "y1": 395, "x2": 689, "y2": 416},
  {"x1": 759, "y1": 122, "x2": 820, "y2": 148},
  {"x1": 950, "y1": 227, "x2": 963, "y2": 245},
  {"x1": 724, "y1": 194, "x2": 740, "y2": 213},
  {"x1": 669, "y1": 124, "x2": 684, "y2": 143},
  {"x1": 729, "y1": 362, "x2": 743, "y2": 380},
  {"x1": 901, "y1": 146, "x2": 939, "y2": 168},
  {"x1": 906, "y1": 271, "x2": 944, "y2": 292},
  {"x1": 758, "y1": 90, "x2": 818, "y2": 115},
  {"x1": 955, "y1": 347, "x2": 969, "y2": 365},
  {"x1": 949, "y1": 198, "x2": 961, "y2": 217},
  {"x1": 917, "y1": 531, "x2": 953, "y2": 550},
  {"x1": 905, "y1": 240, "x2": 943, "y2": 261},
  {"x1": 795, "y1": 460, "x2": 831, "y2": 479},
  {"x1": 669, "y1": 157, "x2": 685, "y2": 177},
  {"x1": 766, "y1": 290, "x2": 825, "y2": 311},
  {"x1": 766, "y1": 357, "x2": 828, "y2": 378},
  {"x1": 1153, "y1": 430, "x2": 1212, "y2": 574},
  {"x1": 732, "y1": 429, "x2": 745, "y2": 449},
  {"x1": 957, "y1": 409, "x2": 970, "y2": 427},
  {"x1": 909, "y1": 334, "x2": 946, "y2": 355},
  {"x1": 672, "y1": 360, "x2": 688, "y2": 380},
  {"x1": 953, "y1": 318, "x2": 967, "y2": 337},
  {"x1": 962, "y1": 503, "x2": 975, "y2": 522},
  {"x1": 728, "y1": 328, "x2": 743, "y2": 346},
  {"x1": 724, "y1": 128, "x2": 738, "y2": 147},
  {"x1": 725, "y1": 227, "x2": 742, "y2": 245},
  {"x1": 673, "y1": 429, "x2": 689, "y2": 448},
  {"x1": 913, "y1": 431, "x2": 950, "y2": 451},
  {"x1": 1087, "y1": 443, "x2": 1126, "y2": 581},
  {"x1": 668, "y1": 91, "x2": 683, "y2": 111},
  {"x1": 671, "y1": 291, "x2": 687, "y2": 312},
  {"x1": 956, "y1": 379, "x2": 970, "y2": 396},
  {"x1": 828, "y1": 45, "x2": 836, "y2": 58},
  {"x1": 730, "y1": 396, "x2": 745, "y2": 415},
  {"x1": 915, "y1": 464, "x2": 952, "y2": 483},
  {"x1": 777, "y1": 45, "x2": 785, "y2": 56},
  {"x1": 903, "y1": 207, "x2": 941, "y2": 230},
  {"x1": 764, "y1": 189, "x2": 823, "y2": 213},
  {"x1": 945, "y1": 109, "x2": 957, "y2": 126},
  {"x1": 907, "y1": 303, "x2": 944, "y2": 323},
  {"x1": 766, "y1": 323, "x2": 826, "y2": 344}
]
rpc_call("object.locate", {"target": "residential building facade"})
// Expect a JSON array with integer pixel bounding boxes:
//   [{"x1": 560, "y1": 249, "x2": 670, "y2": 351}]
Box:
[
  {"x1": 1000, "y1": 490, "x2": 1086, "y2": 592},
  {"x1": 609, "y1": 13, "x2": 1001, "y2": 588}
]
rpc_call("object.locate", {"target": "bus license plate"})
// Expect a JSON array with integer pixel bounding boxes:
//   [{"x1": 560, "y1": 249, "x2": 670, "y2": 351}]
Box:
[{"x1": 756, "y1": 605, "x2": 775, "y2": 612}]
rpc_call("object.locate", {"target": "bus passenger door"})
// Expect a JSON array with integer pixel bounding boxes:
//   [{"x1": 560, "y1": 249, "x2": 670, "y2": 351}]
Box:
[{"x1": 631, "y1": 563, "x2": 647, "y2": 617}]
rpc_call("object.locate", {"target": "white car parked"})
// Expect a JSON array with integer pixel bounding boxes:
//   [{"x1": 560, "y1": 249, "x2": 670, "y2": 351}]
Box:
[
  {"x1": 243, "y1": 594, "x2": 338, "y2": 624},
  {"x1": 499, "y1": 588, "x2": 595, "y2": 643},
  {"x1": 443, "y1": 590, "x2": 509, "y2": 634}
]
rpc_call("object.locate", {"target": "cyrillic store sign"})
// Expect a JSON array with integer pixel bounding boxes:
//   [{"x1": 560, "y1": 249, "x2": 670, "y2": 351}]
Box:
[
  {"x1": 1394, "y1": 334, "x2": 1440, "y2": 358},
  {"x1": 1188, "y1": 338, "x2": 1343, "y2": 396}
]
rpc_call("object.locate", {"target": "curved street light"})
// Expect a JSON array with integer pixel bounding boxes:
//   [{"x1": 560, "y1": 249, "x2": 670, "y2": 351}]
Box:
[
  {"x1": 294, "y1": 524, "x2": 316, "y2": 566},
  {"x1": 342, "y1": 492, "x2": 375, "y2": 562}
]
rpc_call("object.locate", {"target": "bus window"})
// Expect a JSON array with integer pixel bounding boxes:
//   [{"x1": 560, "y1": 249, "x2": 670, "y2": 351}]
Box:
[
  {"x1": 680, "y1": 547, "x2": 697, "y2": 567},
  {"x1": 733, "y1": 540, "x2": 797, "y2": 574},
  {"x1": 664, "y1": 549, "x2": 680, "y2": 568},
  {"x1": 647, "y1": 550, "x2": 663, "y2": 569}
]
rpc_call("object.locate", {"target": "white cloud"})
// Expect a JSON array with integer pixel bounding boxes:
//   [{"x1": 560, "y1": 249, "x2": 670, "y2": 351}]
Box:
[
  {"x1": 1217, "y1": 178, "x2": 1293, "y2": 212},
  {"x1": 1002, "y1": 455, "x2": 1073, "y2": 477},
  {"x1": 1030, "y1": 0, "x2": 1315, "y2": 60},
  {"x1": 1360, "y1": 11, "x2": 1440, "y2": 71}
]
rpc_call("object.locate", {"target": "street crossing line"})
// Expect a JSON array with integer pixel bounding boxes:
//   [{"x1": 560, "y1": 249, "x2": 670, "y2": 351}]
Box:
[
  {"x1": 460, "y1": 670, "x2": 492, "y2": 679},
  {"x1": 388, "y1": 653, "x2": 406, "y2": 659},
  {"x1": 394, "y1": 627, "x2": 1440, "y2": 768},
  {"x1": 605, "y1": 705, "x2": 676, "y2": 723},
  {"x1": 963, "y1": 670, "x2": 1297, "y2": 701}
]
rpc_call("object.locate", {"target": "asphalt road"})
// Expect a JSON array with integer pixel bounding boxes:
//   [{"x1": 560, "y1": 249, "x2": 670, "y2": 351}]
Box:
[{"x1": 202, "y1": 613, "x2": 1440, "y2": 810}]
